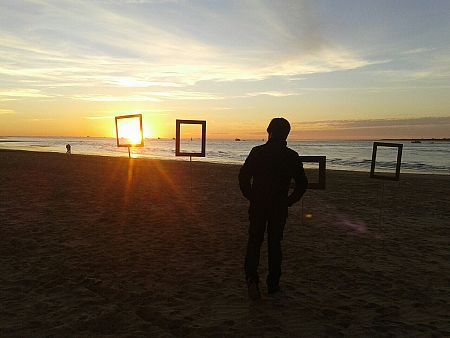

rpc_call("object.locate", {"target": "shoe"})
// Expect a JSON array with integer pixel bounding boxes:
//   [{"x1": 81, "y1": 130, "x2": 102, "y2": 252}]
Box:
[{"x1": 247, "y1": 280, "x2": 261, "y2": 300}]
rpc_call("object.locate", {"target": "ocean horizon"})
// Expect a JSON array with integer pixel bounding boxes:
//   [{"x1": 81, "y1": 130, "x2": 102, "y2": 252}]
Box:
[{"x1": 1, "y1": 136, "x2": 449, "y2": 175}]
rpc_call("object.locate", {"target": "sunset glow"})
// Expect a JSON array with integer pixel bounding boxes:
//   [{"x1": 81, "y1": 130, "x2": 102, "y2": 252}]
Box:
[{"x1": 116, "y1": 116, "x2": 143, "y2": 146}]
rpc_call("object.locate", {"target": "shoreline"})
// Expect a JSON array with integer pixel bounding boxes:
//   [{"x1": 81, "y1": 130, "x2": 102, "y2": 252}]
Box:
[{"x1": 1, "y1": 148, "x2": 448, "y2": 177}]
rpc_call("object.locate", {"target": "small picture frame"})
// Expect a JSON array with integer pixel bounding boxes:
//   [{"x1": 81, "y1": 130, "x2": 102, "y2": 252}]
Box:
[
  {"x1": 115, "y1": 114, "x2": 144, "y2": 147},
  {"x1": 175, "y1": 119, "x2": 206, "y2": 157},
  {"x1": 300, "y1": 155, "x2": 326, "y2": 190},
  {"x1": 370, "y1": 142, "x2": 403, "y2": 181}
]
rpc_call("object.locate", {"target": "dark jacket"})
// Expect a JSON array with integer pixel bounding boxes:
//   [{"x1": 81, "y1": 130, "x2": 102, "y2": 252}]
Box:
[{"x1": 239, "y1": 139, "x2": 308, "y2": 209}]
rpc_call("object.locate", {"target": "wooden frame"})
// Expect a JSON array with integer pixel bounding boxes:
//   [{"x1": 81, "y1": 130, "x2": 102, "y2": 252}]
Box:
[
  {"x1": 115, "y1": 114, "x2": 144, "y2": 147},
  {"x1": 370, "y1": 142, "x2": 403, "y2": 181},
  {"x1": 300, "y1": 155, "x2": 326, "y2": 190},
  {"x1": 175, "y1": 119, "x2": 206, "y2": 157}
]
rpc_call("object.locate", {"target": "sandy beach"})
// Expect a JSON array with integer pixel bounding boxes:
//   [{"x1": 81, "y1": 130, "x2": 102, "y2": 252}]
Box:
[{"x1": 0, "y1": 149, "x2": 449, "y2": 337}]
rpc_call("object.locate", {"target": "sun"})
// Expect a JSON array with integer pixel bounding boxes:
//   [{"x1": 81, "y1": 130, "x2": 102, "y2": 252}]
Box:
[
  {"x1": 121, "y1": 124, "x2": 142, "y2": 144},
  {"x1": 117, "y1": 117, "x2": 143, "y2": 145}
]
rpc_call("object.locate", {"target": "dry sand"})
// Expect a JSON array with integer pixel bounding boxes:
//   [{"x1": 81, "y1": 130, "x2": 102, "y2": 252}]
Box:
[{"x1": 0, "y1": 149, "x2": 449, "y2": 337}]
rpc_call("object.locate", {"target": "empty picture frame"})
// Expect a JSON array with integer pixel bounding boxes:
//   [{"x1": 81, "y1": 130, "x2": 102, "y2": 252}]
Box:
[
  {"x1": 300, "y1": 155, "x2": 326, "y2": 190},
  {"x1": 370, "y1": 142, "x2": 403, "y2": 181},
  {"x1": 175, "y1": 119, "x2": 206, "y2": 157},
  {"x1": 115, "y1": 114, "x2": 144, "y2": 147}
]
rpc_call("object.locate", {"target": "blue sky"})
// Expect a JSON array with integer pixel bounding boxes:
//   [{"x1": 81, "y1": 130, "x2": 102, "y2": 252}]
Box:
[{"x1": 0, "y1": 0, "x2": 449, "y2": 139}]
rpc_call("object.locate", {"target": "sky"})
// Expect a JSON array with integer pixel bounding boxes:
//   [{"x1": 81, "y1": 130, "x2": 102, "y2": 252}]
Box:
[{"x1": 1, "y1": 0, "x2": 450, "y2": 140}]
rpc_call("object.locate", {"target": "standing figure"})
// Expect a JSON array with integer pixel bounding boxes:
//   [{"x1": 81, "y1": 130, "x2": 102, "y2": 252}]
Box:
[
  {"x1": 66, "y1": 144, "x2": 71, "y2": 154},
  {"x1": 239, "y1": 118, "x2": 308, "y2": 300}
]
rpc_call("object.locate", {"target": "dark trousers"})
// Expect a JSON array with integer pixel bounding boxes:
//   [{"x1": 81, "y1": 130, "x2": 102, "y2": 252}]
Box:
[{"x1": 245, "y1": 206, "x2": 287, "y2": 287}]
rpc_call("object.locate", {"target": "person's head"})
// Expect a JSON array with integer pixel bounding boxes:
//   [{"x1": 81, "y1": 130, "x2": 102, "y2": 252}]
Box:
[{"x1": 267, "y1": 117, "x2": 291, "y2": 140}]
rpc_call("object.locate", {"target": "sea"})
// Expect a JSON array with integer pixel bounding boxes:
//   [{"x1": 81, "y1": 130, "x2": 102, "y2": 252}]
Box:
[{"x1": 0, "y1": 136, "x2": 449, "y2": 175}]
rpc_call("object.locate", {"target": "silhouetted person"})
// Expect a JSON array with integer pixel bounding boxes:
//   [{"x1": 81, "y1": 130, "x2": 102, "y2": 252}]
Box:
[
  {"x1": 66, "y1": 144, "x2": 71, "y2": 154},
  {"x1": 239, "y1": 118, "x2": 308, "y2": 300}
]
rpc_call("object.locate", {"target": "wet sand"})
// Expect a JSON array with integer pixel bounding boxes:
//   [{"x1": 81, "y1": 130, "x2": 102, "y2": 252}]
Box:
[{"x1": 0, "y1": 149, "x2": 449, "y2": 337}]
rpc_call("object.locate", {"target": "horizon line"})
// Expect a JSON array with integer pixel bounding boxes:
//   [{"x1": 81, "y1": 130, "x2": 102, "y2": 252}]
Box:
[{"x1": 1, "y1": 135, "x2": 449, "y2": 142}]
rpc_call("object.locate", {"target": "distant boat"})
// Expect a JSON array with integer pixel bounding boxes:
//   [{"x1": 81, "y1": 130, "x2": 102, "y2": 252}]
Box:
[
  {"x1": 411, "y1": 140, "x2": 422, "y2": 143},
  {"x1": 235, "y1": 138, "x2": 241, "y2": 141}
]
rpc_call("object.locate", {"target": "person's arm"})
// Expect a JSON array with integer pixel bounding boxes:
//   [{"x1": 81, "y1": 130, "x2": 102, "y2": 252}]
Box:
[
  {"x1": 238, "y1": 149, "x2": 255, "y2": 200},
  {"x1": 287, "y1": 155, "x2": 308, "y2": 207}
]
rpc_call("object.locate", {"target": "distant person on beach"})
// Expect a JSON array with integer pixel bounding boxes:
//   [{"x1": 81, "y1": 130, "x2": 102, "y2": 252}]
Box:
[
  {"x1": 239, "y1": 117, "x2": 308, "y2": 300},
  {"x1": 66, "y1": 144, "x2": 71, "y2": 154}
]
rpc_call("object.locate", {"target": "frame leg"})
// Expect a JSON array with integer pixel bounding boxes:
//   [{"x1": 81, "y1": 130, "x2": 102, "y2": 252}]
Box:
[{"x1": 189, "y1": 156, "x2": 192, "y2": 193}]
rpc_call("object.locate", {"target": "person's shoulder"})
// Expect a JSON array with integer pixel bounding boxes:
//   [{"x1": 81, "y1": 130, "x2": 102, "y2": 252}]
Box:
[
  {"x1": 285, "y1": 147, "x2": 303, "y2": 165},
  {"x1": 285, "y1": 146, "x2": 300, "y2": 157},
  {"x1": 251, "y1": 144, "x2": 266, "y2": 152}
]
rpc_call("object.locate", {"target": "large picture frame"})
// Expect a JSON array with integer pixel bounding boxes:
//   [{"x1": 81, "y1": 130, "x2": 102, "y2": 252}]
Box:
[
  {"x1": 115, "y1": 114, "x2": 144, "y2": 148},
  {"x1": 370, "y1": 142, "x2": 403, "y2": 181},
  {"x1": 175, "y1": 119, "x2": 206, "y2": 157},
  {"x1": 300, "y1": 155, "x2": 326, "y2": 190}
]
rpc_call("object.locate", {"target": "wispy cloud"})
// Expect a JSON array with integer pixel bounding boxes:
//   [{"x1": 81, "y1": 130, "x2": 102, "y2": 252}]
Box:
[
  {"x1": 75, "y1": 95, "x2": 160, "y2": 102},
  {"x1": 147, "y1": 91, "x2": 222, "y2": 100},
  {"x1": 85, "y1": 115, "x2": 115, "y2": 120},
  {"x1": 105, "y1": 77, "x2": 183, "y2": 88},
  {"x1": 0, "y1": 0, "x2": 377, "y2": 101},
  {"x1": 86, "y1": 108, "x2": 173, "y2": 119},
  {"x1": 400, "y1": 47, "x2": 434, "y2": 55},
  {"x1": 245, "y1": 91, "x2": 301, "y2": 97},
  {"x1": 75, "y1": 90, "x2": 221, "y2": 102},
  {"x1": 140, "y1": 108, "x2": 174, "y2": 113},
  {"x1": 0, "y1": 89, "x2": 52, "y2": 100}
]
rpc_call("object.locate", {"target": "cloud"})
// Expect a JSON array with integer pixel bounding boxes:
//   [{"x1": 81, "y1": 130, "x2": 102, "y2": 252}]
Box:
[
  {"x1": 146, "y1": 91, "x2": 222, "y2": 100},
  {"x1": 0, "y1": 0, "x2": 377, "y2": 102},
  {"x1": 105, "y1": 77, "x2": 183, "y2": 88},
  {"x1": 245, "y1": 91, "x2": 301, "y2": 98},
  {"x1": 75, "y1": 95, "x2": 160, "y2": 102},
  {"x1": 140, "y1": 108, "x2": 174, "y2": 113},
  {"x1": 400, "y1": 48, "x2": 434, "y2": 55},
  {"x1": 371, "y1": 48, "x2": 450, "y2": 83},
  {"x1": 85, "y1": 115, "x2": 115, "y2": 120},
  {"x1": 75, "y1": 90, "x2": 221, "y2": 102},
  {"x1": 86, "y1": 108, "x2": 173, "y2": 119},
  {"x1": 0, "y1": 108, "x2": 15, "y2": 114},
  {"x1": 0, "y1": 89, "x2": 52, "y2": 100},
  {"x1": 294, "y1": 116, "x2": 450, "y2": 130},
  {"x1": 209, "y1": 116, "x2": 450, "y2": 139}
]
